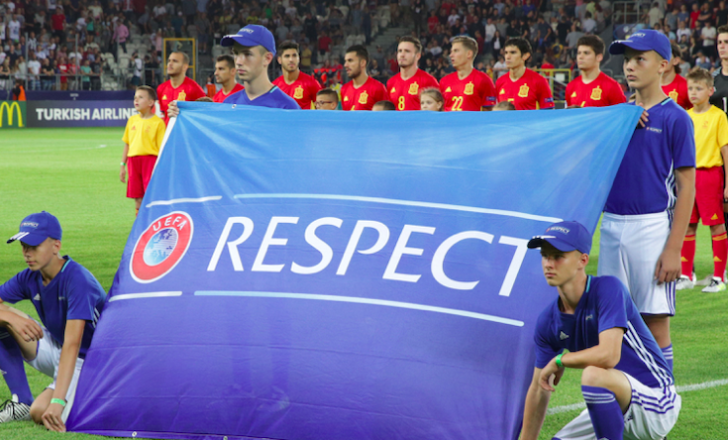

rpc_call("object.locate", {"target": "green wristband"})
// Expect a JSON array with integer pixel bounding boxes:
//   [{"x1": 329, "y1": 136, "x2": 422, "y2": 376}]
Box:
[
  {"x1": 555, "y1": 353, "x2": 565, "y2": 369},
  {"x1": 50, "y1": 398, "x2": 66, "y2": 407}
]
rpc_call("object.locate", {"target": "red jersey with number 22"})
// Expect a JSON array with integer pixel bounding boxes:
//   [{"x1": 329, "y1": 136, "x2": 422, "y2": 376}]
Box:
[
  {"x1": 273, "y1": 71, "x2": 323, "y2": 110},
  {"x1": 439, "y1": 69, "x2": 496, "y2": 111},
  {"x1": 387, "y1": 69, "x2": 439, "y2": 110},
  {"x1": 496, "y1": 68, "x2": 554, "y2": 110},
  {"x1": 341, "y1": 76, "x2": 388, "y2": 111},
  {"x1": 157, "y1": 76, "x2": 207, "y2": 124},
  {"x1": 213, "y1": 83, "x2": 245, "y2": 103},
  {"x1": 565, "y1": 72, "x2": 626, "y2": 107}
]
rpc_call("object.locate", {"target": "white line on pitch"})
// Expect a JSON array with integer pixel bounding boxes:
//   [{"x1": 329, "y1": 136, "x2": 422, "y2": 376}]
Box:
[{"x1": 547, "y1": 378, "x2": 728, "y2": 415}]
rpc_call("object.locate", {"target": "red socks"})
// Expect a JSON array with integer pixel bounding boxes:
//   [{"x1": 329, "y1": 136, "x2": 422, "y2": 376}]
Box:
[
  {"x1": 712, "y1": 233, "x2": 728, "y2": 281},
  {"x1": 681, "y1": 235, "x2": 696, "y2": 277}
]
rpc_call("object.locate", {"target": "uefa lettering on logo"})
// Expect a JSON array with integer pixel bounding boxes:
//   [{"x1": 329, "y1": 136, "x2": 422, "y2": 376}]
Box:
[{"x1": 130, "y1": 212, "x2": 194, "y2": 283}]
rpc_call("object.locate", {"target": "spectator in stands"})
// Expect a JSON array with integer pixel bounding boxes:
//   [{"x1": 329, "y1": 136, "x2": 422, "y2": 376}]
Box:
[
  {"x1": 28, "y1": 52, "x2": 41, "y2": 90},
  {"x1": 113, "y1": 19, "x2": 129, "y2": 58},
  {"x1": 41, "y1": 58, "x2": 55, "y2": 90}
]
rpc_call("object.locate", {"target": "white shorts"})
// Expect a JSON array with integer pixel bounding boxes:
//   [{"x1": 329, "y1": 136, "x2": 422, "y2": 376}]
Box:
[
  {"x1": 25, "y1": 326, "x2": 84, "y2": 423},
  {"x1": 553, "y1": 373, "x2": 681, "y2": 440},
  {"x1": 598, "y1": 212, "x2": 676, "y2": 316}
]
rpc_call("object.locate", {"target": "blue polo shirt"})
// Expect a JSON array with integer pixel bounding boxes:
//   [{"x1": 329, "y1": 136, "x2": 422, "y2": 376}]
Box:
[
  {"x1": 0, "y1": 256, "x2": 106, "y2": 358},
  {"x1": 604, "y1": 98, "x2": 695, "y2": 215},
  {"x1": 223, "y1": 85, "x2": 301, "y2": 109},
  {"x1": 534, "y1": 275, "x2": 673, "y2": 389}
]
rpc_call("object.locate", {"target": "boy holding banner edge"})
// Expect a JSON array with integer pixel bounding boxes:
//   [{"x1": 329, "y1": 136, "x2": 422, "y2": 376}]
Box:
[{"x1": 599, "y1": 30, "x2": 695, "y2": 372}]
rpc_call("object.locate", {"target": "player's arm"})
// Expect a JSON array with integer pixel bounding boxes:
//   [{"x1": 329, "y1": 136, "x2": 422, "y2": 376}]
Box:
[
  {"x1": 120, "y1": 143, "x2": 129, "y2": 183},
  {"x1": 42, "y1": 319, "x2": 85, "y2": 432},
  {"x1": 655, "y1": 166, "x2": 695, "y2": 283},
  {"x1": 0, "y1": 299, "x2": 44, "y2": 343},
  {"x1": 545, "y1": 327, "x2": 625, "y2": 373},
  {"x1": 520, "y1": 367, "x2": 551, "y2": 440}
]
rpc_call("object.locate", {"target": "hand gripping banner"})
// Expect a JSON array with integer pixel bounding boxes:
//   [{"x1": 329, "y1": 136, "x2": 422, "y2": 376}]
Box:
[{"x1": 68, "y1": 102, "x2": 642, "y2": 440}]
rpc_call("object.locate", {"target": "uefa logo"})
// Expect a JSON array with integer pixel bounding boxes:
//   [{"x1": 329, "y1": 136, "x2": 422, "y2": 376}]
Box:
[{"x1": 130, "y1": 212, "x2": 194, "y2": 283}]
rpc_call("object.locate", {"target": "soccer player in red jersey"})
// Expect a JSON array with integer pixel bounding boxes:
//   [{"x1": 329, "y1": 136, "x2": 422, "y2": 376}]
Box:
[
  {"x1": 273, "y1": 41, "x2": 322, "y2": 109},
  {"x1": 213, "y1": 55, "x2": 244, "y2": 103},
  {"x1": 387, "y1": 36, "x2": 439, "y2": 110},
  {"x1": 496, "y1": 37, "x2": 555, "y2": 110},
  {"x1": 340, "y1": 45, "x2": 388, "y2": 111},
  {"x1": 156, "y1": 51, "x2": 206, "y2": 124},
  {"x1": 565, "y1": 35, "x2": 626, "y2": 107},
  {"x1": 439, "y1": 36, "x2": 496, "y2": 111},
  {"x1": 662, "y1": 42, "x2": 691, "y2": 110}
]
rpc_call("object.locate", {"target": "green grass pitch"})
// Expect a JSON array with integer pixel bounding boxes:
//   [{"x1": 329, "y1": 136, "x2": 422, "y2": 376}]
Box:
[{"x1": 0, "y1": 128, "x2": 727, "y2": 439}]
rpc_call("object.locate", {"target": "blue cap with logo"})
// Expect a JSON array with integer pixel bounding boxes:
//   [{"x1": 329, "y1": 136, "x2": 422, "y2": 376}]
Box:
[
  {"x1": 7, "y1": 211, "x2": 63, "y2": 246},
  {"x1": 609, "y1": 29, "x2": 671, "y2": 62},
  {"x1": 527, "y1": 221, "x2": 592, "y2": 254},
  {"x1": 220, "y1": 25, "x2": 277, "y2": 55}
]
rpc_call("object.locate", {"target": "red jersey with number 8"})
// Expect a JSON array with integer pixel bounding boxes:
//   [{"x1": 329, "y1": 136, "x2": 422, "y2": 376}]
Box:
[
  {"x1": 439, "y1": 69, "x2": 496, "y2": 111},
  {"x1": 387, "y1": 69, "x2": 440, "y2": 110}
]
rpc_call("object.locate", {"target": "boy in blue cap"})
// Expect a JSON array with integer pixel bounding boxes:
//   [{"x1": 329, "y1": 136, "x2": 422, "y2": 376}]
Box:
[
  {"x1": 166, "y1": 25, "x2": 299, "y2": 118},
  {"x1": 520, "y1": 221, "x2": 680, "y2": 440},
  {"x1": 0, "y1": 212, "x2": 106, "y2": 432},
  {"x1": 599, "y1": 29, "x2": 695, "y2": 373}
]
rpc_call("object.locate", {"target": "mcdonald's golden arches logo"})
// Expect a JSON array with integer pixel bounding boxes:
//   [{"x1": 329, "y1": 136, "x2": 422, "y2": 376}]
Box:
[{"x1": 0, "y1": 101, "x2": 25, "y2": 128}]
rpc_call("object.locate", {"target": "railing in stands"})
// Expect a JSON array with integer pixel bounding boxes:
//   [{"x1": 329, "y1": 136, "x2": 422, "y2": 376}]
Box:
[{"x1": 535, "y1": 68, "x2": 574, "y2": 108}]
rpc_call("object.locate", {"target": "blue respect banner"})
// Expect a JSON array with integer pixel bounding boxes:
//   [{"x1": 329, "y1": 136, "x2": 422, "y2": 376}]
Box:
[{"x1": 68, "y1": 103, "x2": 642, "y2": 440}]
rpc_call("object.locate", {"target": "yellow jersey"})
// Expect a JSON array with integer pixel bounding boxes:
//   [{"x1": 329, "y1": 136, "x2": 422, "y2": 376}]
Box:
[
  {"x1": 688, "y1": 105, "x2": 728, "y2": 168},
  {"x1": 122, "y1": 114, "x2": 166, "y2": 157}
]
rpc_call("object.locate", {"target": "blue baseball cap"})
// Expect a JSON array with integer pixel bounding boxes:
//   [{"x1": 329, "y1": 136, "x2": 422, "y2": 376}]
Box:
[
  {"x1": 527, "y1": 221, "x2": 592, "y2": 254},
  {"x1": 7, "y1": 211, "x2": 63, "y2": 246},
  {"x1": 220, "y1": 25, "x2": 276, "y2": 55},
  {"x1": 609, "y1": 30, "x2": 671, "y2": 62}
]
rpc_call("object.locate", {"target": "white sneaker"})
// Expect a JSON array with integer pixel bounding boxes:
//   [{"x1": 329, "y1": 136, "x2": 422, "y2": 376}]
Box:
[
  {"x1": 0, "y1": 394, "x2": 31, "y2": 423},
  {"x1": 702, "y1": 277, "x2": 727, "y2": 293},
  {"x1": 675, "y1": 274, "x2": 695, "y2": 290}
]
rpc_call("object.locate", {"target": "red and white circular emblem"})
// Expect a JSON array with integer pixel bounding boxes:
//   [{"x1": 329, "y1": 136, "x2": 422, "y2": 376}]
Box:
[{"x1": 130, "y1": 212, "x2": 194, "y2": 283}]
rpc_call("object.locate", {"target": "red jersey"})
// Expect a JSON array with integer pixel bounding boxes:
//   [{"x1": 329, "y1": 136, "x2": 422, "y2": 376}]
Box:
[
  {"x1": 273, "y1": 71, "x2": 322, "y2": 110},
  {"x1": 340, "y1": 76, "x2": 388, "y2": 111},
  {"x1": 387, "y1": 69, "x2": 439, "y2": 110},
  {"x1": 439, "y1": 69, "x2": 496, "y2": 111},
  {"x1": 565, "y1": 72, "x2": 626, "y2": 107},
  {"x1": 157, "y1": 76, "x2": 207, "y2": 124},
  {"x1": 496, "y1": 68, "x2": 554, "y2": 110},
  {"x1": 662, "y1": 74, "x2": 691, "y2": 110},
  {"x1": 213, "y1": 83, "x2": 245, "y2": 103}
]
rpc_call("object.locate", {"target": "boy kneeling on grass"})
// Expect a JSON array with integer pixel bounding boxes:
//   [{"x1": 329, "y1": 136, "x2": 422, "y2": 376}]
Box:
[
  {"x1": 0, "y1": 212, "x2": 106, "y2": 432},
  {"x1": 120, "y1": 85, "x2": 166, "y2": 216}
]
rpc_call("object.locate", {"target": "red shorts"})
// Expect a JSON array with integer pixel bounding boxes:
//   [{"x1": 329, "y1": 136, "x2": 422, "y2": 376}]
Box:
[
  {"x1": 127, "y1": 155, "x2": 157, "y2": 199},
  {"x1": 691, "y1": 166, "x2": 725, "y2": 226}
]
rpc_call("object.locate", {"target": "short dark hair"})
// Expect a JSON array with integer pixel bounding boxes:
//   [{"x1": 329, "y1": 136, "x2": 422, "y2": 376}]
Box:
[
  {"x1": 451, "y1": 36, "x2": 479, "y2": 58},
  {"x1": 216, "y1": 54, "x2": 234, "y2": 69},
  {"x1": 670, "y1": 42, "x2": 682, "y2": 74},
  {"x1": 278, "y1": 41, "x2": 300, "y2": 54},
  {"x1": 317, "y1": 88, "x2": 339, "y2": 104},
  {"x1": 398, "y1": 36, "x2": 423, "y2": 54},
  {"x1": 504, "y1": 37, "x2": 532, "y2": 56},
  {"x1": 719, "y1": 24, "x2": 728, "y2": 34},
  {"x1": 577, "y1": 35, "x2": 605, "y2": 56},
  {"x1": 136, "y1": 85, "x2": 157, "y2": 101},
  {"x1": 346, "y1": 45, "x2": 369, "y2": 63},
  {"x1": 373, "y1": 100, "x2": 396, "y2": 110},
  {"x1": 171, "y1": 51, "x2": 190, "y2": 65}
]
